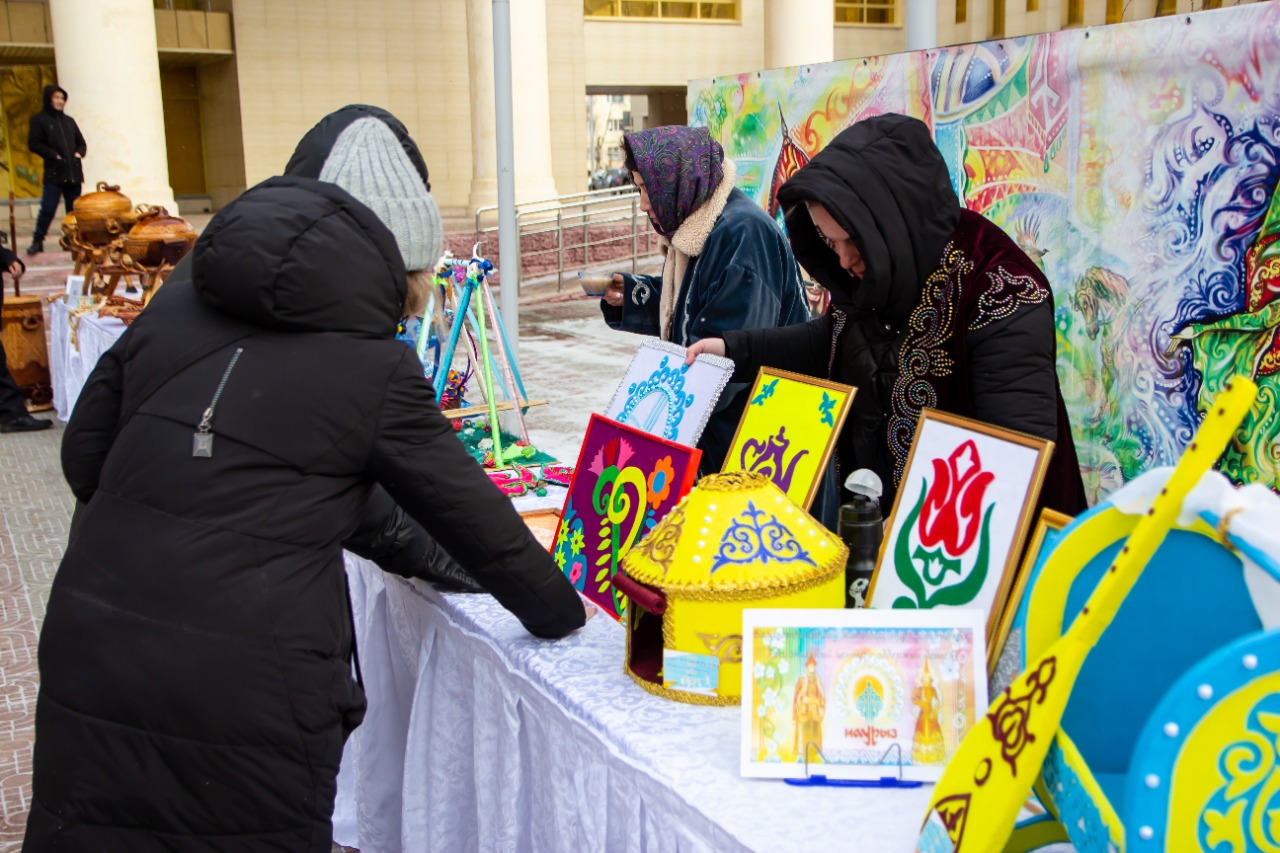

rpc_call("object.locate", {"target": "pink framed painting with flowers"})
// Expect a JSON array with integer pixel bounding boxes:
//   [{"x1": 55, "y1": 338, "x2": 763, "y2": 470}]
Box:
[
  {"x1": 865, "y1": 409, "x2": 1053, "y2": 664},
  {"x1": 552, "y1": 414, "x2": 701, "y2": 621}
]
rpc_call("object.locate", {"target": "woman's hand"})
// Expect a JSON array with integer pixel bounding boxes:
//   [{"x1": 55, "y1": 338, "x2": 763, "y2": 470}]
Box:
[
  {"x1": 603, "y1": 274, "x2": 625, "y2": 307},
  {"x1": 685, "y1": 337, "x2": 726, "y2": 365}
]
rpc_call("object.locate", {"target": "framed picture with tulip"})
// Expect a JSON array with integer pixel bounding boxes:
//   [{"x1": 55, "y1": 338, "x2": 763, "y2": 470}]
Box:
[{"x1": 865, "y1": 409, "x2": 1054, "y2": 665}]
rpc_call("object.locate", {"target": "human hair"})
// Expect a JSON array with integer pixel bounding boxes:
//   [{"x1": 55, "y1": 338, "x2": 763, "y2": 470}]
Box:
[
  {"x1": 403, "y1": 268, "x2": 430, "y2": 318},
  {"x1": 622, "y1": 137, "x2": 638, "y2": 177}
]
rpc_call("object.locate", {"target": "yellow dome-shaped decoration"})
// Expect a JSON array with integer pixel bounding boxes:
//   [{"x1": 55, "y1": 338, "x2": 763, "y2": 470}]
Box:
[{"x1": 618, "y1": 471, "x2": 846, "y2": 705}]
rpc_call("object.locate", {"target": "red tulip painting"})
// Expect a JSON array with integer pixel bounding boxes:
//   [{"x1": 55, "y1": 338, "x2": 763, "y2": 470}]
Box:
[{"x1": 867, "y1": 410, "x2": 1053, "y2": 661}]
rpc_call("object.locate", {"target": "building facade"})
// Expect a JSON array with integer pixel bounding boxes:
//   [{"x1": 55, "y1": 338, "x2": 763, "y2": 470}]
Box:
[{"x1": 0, "y1": 0, "x2": 1254, "y2": 218}]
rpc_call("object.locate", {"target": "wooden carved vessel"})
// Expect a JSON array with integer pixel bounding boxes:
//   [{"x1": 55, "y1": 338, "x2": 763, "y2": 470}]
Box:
[
  {"x1": 73, "y1": 182, "x2": 133, "y2": 246},
  {"x1": 122, "y1": 206, "x2": 196, "y2": 268}
]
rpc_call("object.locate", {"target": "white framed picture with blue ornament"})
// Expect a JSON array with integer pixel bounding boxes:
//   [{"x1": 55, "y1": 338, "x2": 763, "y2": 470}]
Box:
[{"x1": 605, "y1": 339, "x2": 734, "y2": 447}]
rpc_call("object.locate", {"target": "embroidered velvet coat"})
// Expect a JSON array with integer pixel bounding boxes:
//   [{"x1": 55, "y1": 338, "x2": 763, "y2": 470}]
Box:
[{"x1": 723, "y1": 115, "x2": 1087, "y2": 515}]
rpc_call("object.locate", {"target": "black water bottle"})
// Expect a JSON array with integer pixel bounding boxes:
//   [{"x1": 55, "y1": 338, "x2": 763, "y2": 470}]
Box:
[{"x1": 839, "y1": 469, "x2": 883, "y2": 608}]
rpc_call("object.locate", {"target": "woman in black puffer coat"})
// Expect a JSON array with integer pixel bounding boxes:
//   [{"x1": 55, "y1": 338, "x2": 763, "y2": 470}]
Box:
[{"x1": 25, "y1": 106, "x2": 584, "y2": 852}]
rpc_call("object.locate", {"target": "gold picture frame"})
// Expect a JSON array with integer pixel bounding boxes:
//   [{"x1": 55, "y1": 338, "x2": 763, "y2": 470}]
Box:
[
  {"x1": 721, "y1": 367, "x2": 856, "y2": 509},
  {"x1": 866, "y1": 408, "x2": 1055, "y2": 665},
  {"x1": 988, "y1": 508, "x2": 1072, "y2": 682}
]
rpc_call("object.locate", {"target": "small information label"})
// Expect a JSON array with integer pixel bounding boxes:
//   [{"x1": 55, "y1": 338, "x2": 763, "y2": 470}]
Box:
[{"x1": 662, "y1": 650, "x2": 720, "y2": 696}]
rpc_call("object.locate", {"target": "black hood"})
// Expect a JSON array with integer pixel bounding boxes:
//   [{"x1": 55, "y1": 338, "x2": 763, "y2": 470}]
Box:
[
  {"x1": 284, "y1": 104, "x2": 430, "y2": 192},
  {"x1": 777, "y1": 113, "x2": 960, "y2": 326},
  {"x1": 192, "y1": 175, "x2": 406, "y2": 337},
  {"x1": 42, "y1": 84, "x2": 67, "y2": 113}
]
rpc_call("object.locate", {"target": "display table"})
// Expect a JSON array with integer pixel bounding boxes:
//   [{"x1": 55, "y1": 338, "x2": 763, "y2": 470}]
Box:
[
  {"x1": 333, "y1": 555, "x2": 934, "y2": 853},
  {"x1": 48, "y1": 298, "x2": 127, "y2": 421}
]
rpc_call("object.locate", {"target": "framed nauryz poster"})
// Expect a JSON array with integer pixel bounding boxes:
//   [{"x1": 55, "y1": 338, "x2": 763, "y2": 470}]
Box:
[
  {"x1": 722, "y1": 367, "x2": 855, "y2": 509},
  {"x1": 552, "y1": 414, "x2": 700, "y2": 620},
  {"x1": 867, "y1": 409, "x2": 1053, "y2": 660},
  {"x1": 740, "y1": 608, "x2": 988, "y2": 782},
  {"x1": 605, "y1": 340, "x2": 734, "y2": 447}
]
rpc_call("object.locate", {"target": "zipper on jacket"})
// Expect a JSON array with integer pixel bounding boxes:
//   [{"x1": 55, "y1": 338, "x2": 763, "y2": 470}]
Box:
[
  {"x1": 192, "y1": 347, "x2": 244, "y2": 458},
  {"x1": 827, "y1": 308, "x2": 847, "y2": 379}
]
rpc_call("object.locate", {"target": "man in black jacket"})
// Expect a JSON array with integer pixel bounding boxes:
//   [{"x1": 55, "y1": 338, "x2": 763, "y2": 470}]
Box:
[
  {"x1": 27, "y1": 84, "x2": 85, "y2": 256},
  {"x1": 0, "y1": 244, "x2": 50, "y2": 431}
]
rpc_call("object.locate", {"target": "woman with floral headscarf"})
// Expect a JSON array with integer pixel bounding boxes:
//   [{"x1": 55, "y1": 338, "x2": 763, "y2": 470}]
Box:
[{"x1": 601, "y1": 125, "x2": 809, "y2": 471}]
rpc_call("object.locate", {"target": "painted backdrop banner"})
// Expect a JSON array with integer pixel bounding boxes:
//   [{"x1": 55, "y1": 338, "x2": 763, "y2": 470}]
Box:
[{"x1": 689, "y1": 5, "x2": 1280, "y2": 502}]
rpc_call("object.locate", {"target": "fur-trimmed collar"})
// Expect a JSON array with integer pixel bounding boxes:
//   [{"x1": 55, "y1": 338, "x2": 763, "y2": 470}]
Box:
[{"x1": 669, "y1": 159, "x2": 737, "y2": 258}]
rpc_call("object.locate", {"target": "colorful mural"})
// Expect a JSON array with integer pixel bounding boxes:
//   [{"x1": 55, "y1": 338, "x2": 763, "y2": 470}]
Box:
[{"x1": 688, "y1": 6, "x2": 1280, "y2": 502}]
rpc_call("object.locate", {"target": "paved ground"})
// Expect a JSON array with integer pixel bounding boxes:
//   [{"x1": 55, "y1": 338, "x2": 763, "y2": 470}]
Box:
[{"x1": 0, "y1": 274, "x2": 645, "y2": 847}]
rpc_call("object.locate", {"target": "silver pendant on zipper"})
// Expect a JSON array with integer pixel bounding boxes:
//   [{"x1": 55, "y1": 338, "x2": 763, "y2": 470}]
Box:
[
  {"x1": 193, "y1": 407, "x2": 215, "y2": 457},
  {"x1": 193, "y1": 347, "x2": 244, "y2": 459}
]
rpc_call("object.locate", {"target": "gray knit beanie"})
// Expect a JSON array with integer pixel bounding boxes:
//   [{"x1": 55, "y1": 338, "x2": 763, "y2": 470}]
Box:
[{"x1": 318, "y1": 117, "x2": 443, "y2": 271}]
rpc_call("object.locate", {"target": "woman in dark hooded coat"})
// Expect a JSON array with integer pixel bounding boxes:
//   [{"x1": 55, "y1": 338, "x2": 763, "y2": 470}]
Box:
[
  {"x1": 25, "y1": 106, "x2": 584, "y2": 852},
  {"x1": 688, "y1": 114, "x2": 1087, "y2": 515},
  {"x1": 600, "y1": 125, "x2": 810, "y2": 471}
]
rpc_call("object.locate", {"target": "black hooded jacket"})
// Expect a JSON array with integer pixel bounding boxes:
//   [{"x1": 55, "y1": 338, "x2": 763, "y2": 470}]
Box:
[
  {"x1": 26, "y1": 123, "x2": 583, "y2": 849},
  {"x1": 725, "y1": 115, "x2": 1086, "y2": 514},
  {"x1": 28, "y1": 84, "x2": 85, "y2": 186}
]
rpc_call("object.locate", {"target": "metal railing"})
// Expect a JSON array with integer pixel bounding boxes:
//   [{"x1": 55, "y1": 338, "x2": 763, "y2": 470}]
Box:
[{"x1": 475, "y1": 187, "x2": 657, "y2": 290}]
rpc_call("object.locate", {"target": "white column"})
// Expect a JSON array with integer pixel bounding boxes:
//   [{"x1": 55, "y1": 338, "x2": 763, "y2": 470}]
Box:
[
  {"x1": 764, "y1": 0, "x2": 834, "y2": 70},
  {"x1": 48, "y1": 0, "x2": 176, "y2": 212},
  {"x1": 905, "y1": 0, "x2": 939, "y2": 52},
  {"x1": 466, "y1": 0, "x2": 498, "y2": 212},
  {"x1": 506, "y1": 0, "x2": 558, "y2": 203},
  {"x1": 467, "y1": 0, "x2": 558, "y2": 210}
]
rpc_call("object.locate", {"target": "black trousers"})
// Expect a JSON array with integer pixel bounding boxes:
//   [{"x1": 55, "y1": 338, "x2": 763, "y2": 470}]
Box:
[{"x1": 32, "y1": 182, "x2": 81, "y2": 244}]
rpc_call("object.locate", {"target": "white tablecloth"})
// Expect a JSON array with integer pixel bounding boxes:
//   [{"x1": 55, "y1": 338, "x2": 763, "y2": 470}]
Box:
[
  {"x1": 334, "y1": 555, "x2": 934, "y2": 853},
  {"x1": 48, "y1": 298, "x2": 127, "y2": 421}
]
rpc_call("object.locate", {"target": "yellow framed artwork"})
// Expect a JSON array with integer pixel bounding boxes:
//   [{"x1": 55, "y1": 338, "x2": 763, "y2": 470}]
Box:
[
  {"x1": 866, "y1": 409, "x2": 1053, "y2": 664},
  {"x1": 720, "y1": 367, "x2": 855, "y2": 509}
]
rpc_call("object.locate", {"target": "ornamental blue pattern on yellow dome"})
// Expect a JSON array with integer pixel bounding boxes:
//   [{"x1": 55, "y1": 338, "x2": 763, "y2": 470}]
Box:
[{"x1": 712, "y1": 500, "x2": 816, "y2": 573}]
